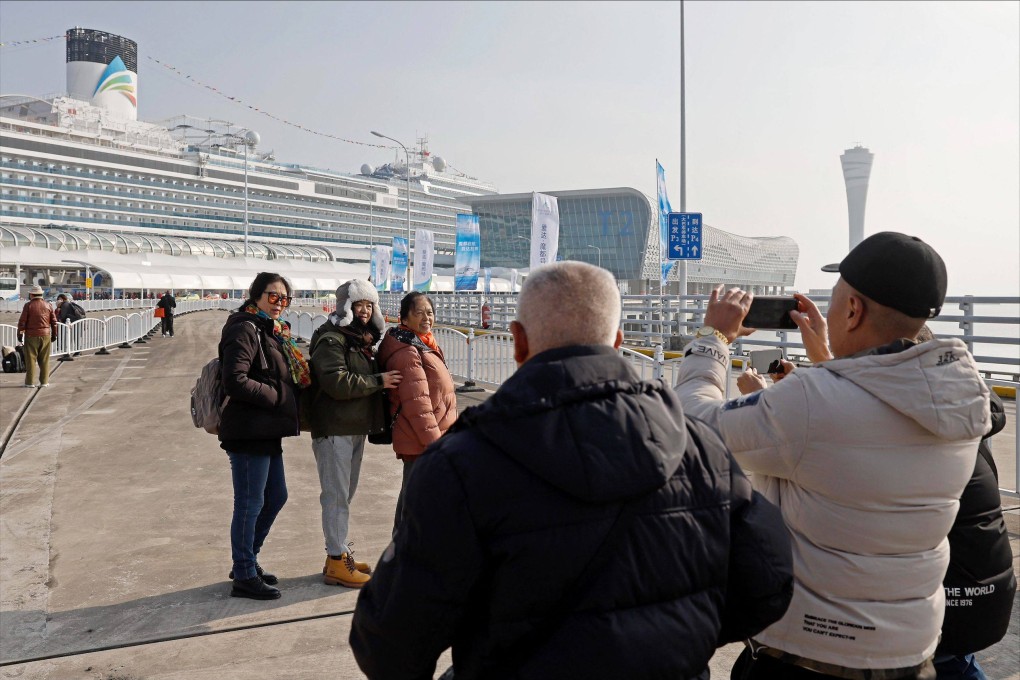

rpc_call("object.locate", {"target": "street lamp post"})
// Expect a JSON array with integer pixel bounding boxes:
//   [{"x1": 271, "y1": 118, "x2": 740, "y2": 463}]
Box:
[
  {"x1": 371, "y1": 131, "x2": 412, "y2": 289},
  {"x1": 587, "y1": 244, "x2": 602, "y2": 269},
  {"x1": 239, "y1": 130, "x2": 260, "y2": 258}
]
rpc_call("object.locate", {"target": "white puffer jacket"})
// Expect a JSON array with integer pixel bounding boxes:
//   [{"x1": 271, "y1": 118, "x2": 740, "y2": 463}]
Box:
[{"x1": 675, "y1": 336, "x2": 989, "y2": 671}]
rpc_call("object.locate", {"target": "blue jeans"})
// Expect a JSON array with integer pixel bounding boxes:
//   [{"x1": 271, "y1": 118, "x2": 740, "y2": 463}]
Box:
[
  {"x1": 933, "y1": 654, "x2": 987, "y2": 680},
  {"x1": 227, "y1": 452, "x2": 288, "y2": 580}
]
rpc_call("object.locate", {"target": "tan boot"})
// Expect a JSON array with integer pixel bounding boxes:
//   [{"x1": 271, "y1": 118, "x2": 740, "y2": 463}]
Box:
[
  {"x1": 322, "y1": 555, "x2": 372, "y2": 575},
  {"x1": 324, "y1": 553, "x2": 371, "y2": 588}
]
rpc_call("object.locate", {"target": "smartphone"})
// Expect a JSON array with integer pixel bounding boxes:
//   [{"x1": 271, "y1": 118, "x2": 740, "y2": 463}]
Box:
[
  {"x1": 766, "y1": 359, "x2": 784, "y2": 375},
  {"x1": 744, "y1": 296, "x2": 798, "y2": 330}
]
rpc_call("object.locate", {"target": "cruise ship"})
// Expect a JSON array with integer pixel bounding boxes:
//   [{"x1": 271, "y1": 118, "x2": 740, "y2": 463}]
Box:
[{"x1": 1, "y1": 28, "x2": 497, "y2": 294}]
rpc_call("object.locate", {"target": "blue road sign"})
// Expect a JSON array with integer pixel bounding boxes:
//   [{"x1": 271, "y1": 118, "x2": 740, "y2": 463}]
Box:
[{"x1": 667, "y1": 212, "x2": 703, "y2": 260}]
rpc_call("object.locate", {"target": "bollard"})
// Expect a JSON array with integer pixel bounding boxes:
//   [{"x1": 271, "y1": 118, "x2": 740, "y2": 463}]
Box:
[
  {"x1": 456, "y1": 328, "x2": 484, "y2": 393},
  {"x1": 653, "y1": 344, "x2": 664, "y2": 381}
]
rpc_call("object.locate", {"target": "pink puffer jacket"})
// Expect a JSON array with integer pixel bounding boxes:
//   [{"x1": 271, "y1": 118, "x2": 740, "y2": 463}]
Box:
[{"x1": 376, "y1": 328, "x2": 457, "y2": 458}]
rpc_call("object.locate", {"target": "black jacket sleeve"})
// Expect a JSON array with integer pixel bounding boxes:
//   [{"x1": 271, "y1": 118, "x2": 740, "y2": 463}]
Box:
[
  {"x1": 351, "y1": 447, "x2": 483, "y2": 679},
  {"x1": 717, "y1": 457, "x2": 794, "y2": 644},
  {"x1": 220, "y1": 322, "x2": 279, "y2": 409}
]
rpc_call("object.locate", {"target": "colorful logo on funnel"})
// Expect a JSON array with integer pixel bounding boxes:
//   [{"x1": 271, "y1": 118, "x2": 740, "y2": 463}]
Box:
[{"x1": 93, "y1": 55, "x2": 136, "y2": 107}]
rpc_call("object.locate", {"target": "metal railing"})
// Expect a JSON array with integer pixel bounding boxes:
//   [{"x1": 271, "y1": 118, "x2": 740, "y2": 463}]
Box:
[
  {"x1": 0, "y1": 299, "x2": 232, "y2": 353},
  {"x1": 5, "y1": 298, "x2": 1014, "y2": 497},
  {"x1": 378, "y1": 292, "x2": 1019, "y2": 381}
]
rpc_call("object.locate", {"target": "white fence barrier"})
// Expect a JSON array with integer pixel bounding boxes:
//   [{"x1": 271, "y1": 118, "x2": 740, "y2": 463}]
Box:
[{"x1": 0, "y1": 299, "x2": 235, "y2": 355}]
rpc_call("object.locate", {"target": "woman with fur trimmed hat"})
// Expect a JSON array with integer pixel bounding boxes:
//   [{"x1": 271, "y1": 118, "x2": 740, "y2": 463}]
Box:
[
  {"x1": 376, "y1": 291, "x2": 457, "y2": 537},
  {"x1": 307, "y1": 279, "x2": 402, "y2": 588}
]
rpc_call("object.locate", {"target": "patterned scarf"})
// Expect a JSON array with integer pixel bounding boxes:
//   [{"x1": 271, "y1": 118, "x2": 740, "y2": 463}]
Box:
[
  {"x1": 244, "y1": 304, "x2": 312, "y2": 387},
  {"x1": 398, "y1": 323, "x2": 440, "y2": 353}
]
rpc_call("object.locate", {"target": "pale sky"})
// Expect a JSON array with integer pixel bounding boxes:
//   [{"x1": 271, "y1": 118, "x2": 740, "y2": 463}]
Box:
[{"x1": 1, "y1": 1, "x2": 1017, "y2": 295}]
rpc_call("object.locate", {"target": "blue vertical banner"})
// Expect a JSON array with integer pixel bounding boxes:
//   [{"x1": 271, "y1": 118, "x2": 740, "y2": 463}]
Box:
[
  {"x1": 454, "y1": 214, "x2": 481, "y2": 291},
  {"x1": 391, "y1": 237, "x2": 408, "y2": 293},
  {"x1": 484, "y1": 268, "x2": 492, "y2": 294},
  {"x1": 656, "y1": 160, "x2": 674, "y2": 283}
]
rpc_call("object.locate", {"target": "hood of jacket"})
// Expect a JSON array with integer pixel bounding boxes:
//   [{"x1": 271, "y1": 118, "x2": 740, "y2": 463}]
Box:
[
  {"x1": 331, "y1": 279, "x2": 384, "y2": 333},
  {"x1": 822, "y1": 337, "x2": 990, "y2": 440},
  {"x1": 450, "y1": 345, "x2": 688, "y2": 503}
]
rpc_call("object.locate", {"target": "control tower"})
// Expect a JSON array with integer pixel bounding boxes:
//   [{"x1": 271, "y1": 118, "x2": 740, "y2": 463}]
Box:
[
  {"x1": 840, "y1": 145, "x2": 874, "y2": 250},
  {"x1": 65, "y1": 27, "x2": 138, "y2": 120}
]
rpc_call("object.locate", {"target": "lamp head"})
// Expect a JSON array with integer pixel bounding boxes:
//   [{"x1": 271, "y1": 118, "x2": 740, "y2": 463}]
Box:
[
  {"x1": 244, "y1": 130, "x2": 260, "y2": 147},
  {"x1": 371, "y1": 131, "x2": 384, "y2": 138}
]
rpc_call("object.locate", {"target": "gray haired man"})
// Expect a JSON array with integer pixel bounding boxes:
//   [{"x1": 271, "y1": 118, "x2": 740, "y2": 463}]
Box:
[{"x1": 352, "y1": 261, "x2": 794, "y2": 680}]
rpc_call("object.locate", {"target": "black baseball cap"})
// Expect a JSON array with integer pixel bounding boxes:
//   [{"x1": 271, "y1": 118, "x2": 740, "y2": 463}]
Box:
[{"x1": 820, "y1": 232, "x2": 947, "y2": 319}]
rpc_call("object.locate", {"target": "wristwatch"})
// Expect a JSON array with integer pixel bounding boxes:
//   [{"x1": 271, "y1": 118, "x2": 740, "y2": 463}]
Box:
[{"x1": 694, "y1": 326, "x2": 731, "y2": 345}]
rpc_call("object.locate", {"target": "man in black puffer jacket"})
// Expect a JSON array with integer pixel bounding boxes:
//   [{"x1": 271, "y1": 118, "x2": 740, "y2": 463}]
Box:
[
  {"x1": 351, "y1": 262, "x2": 793, "y2": 680},
  {"x1": 935, "y1": 390, "x2": 1015, "y2": 679}
]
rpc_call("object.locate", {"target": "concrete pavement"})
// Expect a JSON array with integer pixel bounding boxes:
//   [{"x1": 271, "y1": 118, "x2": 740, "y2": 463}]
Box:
[{"x1": 0, "y1": 309, "x2": 1017, "y2": 679}]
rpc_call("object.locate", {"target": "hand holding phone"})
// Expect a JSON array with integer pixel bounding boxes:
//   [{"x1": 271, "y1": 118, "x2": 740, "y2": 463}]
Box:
[{"x1": 743, "y1": 296, "x2": 799, "y2": 330}]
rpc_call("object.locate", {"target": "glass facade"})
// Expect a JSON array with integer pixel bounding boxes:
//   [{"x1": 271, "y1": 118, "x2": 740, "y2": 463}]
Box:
[{"x1": 471, "y1": 189, "x2": 653, "y2": 280}]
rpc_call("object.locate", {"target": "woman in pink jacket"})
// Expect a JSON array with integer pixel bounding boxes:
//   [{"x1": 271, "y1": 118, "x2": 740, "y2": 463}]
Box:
[{"x1": 376, "y1": 292, "x2": 457, "y2": 536}]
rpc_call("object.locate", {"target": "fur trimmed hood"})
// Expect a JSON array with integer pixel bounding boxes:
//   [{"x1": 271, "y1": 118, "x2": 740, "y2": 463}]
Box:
[{"x1": 331, "y1": 279, "x2": 384, "y2": 332}]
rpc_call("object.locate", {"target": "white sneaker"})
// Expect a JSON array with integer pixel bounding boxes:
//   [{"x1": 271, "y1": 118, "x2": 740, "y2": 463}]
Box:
[
  {"x1": 23, "y1": 384, "x2": 35, "y2": 388},
  {"x1": 38, "y1": 384, "x2": 50, "y2": 388}
]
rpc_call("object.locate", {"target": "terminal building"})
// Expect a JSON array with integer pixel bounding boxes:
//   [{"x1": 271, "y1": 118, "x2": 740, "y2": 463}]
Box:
[
  {"x1": 464, "y1": 189, "x2": 799, "y2": 295},
  {"x1": 2, "y1": 27, "x2": 799, "y2": 297}
]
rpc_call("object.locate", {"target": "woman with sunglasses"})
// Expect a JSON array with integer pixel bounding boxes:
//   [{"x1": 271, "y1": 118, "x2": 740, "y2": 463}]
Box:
[{"x1": 219, "y1": 273, "x2": 310, "y2": 600}]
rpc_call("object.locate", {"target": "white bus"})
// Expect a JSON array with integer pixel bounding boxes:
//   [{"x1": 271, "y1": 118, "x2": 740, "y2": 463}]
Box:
[{"x1": 0, "y1": 276, "x2": 18, "y2": 301}]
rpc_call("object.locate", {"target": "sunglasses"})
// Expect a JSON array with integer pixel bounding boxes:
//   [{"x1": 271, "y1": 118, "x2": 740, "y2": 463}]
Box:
[{"x1": 264, "y1": 291, "x2": 291, "y2": 307}]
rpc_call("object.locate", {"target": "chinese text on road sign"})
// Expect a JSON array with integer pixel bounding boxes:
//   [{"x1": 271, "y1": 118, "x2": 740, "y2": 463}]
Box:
[{"x1": 667, "y1": 212, "x2": 703, "y2": 260}]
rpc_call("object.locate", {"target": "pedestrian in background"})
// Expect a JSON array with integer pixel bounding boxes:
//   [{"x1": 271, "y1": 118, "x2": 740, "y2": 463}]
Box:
[
  {"x1": 351, "y1": 262, "x2": 793, "y2": 679},
  {"x1": 219, "y1": 273, "x2": 308, "y2": 600},
  {"x1": 307, "y1": 280, "x2": 402, "y2": 589},
  {"x1": 157, "y1": 291, "x2": 176, "y2": 337},
  {"x1": 55, "y1": 293, "x2": 84, "y2": 358},
  {"x1": 376, "y1": 291, "x2": 457, "y2": 537},
  {"x1": 17, "y1": 285, "x2": 57, "y2": 388}
]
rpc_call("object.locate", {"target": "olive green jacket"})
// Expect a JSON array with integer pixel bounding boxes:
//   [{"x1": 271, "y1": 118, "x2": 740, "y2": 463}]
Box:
[{"x1": 306, "y1": 321, "x2": 386, "y2": 438}]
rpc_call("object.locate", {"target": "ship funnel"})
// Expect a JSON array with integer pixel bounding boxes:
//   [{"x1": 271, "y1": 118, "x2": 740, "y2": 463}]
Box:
[{"x1": 66, "y1": 27, "x2": 138, "y2": 121}]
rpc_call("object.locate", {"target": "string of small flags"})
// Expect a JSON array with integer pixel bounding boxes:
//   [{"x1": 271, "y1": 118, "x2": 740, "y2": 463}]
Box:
[
  {"x1": 0, "y1": 34, "x2": 66, "y2": 48},
  {"x1": 146, "y1": 56, "x2": 391, "y2": 149},
  {"x1": 0, "y1": 36, "x2": 393, "y2": 150}
]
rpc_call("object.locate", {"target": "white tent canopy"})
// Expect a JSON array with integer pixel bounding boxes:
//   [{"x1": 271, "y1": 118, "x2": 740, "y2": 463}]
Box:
[{"x1": 2, "y1": 246, "x2": 369, "y2": 292}]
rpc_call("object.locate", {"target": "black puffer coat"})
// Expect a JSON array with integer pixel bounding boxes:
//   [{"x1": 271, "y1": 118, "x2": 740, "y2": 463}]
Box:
[
  {"x1": 938, "y1": 391, "x2": 1016, "y2": 654},
  {"x1": 217, "y1": 311, "x2": 300, "y2": 451},
  {"x1": 351, "y1": 345, "x2": 793, "y2": 680}
]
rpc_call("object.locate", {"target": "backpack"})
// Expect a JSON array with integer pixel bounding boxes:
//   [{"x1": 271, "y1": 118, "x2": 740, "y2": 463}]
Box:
[
  {"x1": 2, "y1": 345, "x2": 25, "y2": 373},
  {"x1": 191, "y1": 321, "x2": 266, "y2": 435},
  {"x1": 68, "y1": 302, "x2": 86, "y2": 321},
  {"x1": 190, "y1": 358, "x2": 227, "y2": 434}
]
